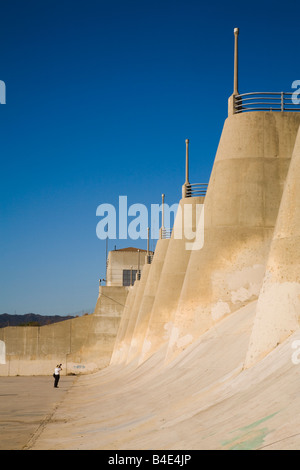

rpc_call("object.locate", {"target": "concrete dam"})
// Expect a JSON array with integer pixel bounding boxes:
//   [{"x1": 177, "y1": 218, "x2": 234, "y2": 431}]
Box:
[{"x1": 1, "y1": 29, "x2": 300, "y2": 450}]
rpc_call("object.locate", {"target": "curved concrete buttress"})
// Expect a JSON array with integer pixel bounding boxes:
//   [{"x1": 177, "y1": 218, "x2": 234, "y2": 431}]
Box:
[
  {"x1": 245, "y1": 123, "x2": 300, "y2": 367},
  {"x1": 165, "y1": 111, "x2": 300, "y2": 364},
  {"x1": 116, "y1": 279, "x2": 141, "y2": 364},
  {"x1": 110, "y1": 283, "x2": 138, "y2": 365},
  {"x1": 126, "y1": 239, "x2": 170, "y2": 364},
  {"x1": 121, "y1": 264, "x2": 151, "y2": 364},
  {"x1": 139, "y1": 196, "x2": 204, "y2": 363}
]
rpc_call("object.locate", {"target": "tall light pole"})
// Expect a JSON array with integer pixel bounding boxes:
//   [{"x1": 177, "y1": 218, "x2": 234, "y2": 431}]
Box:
[
  {"x1": 161, "y1": 193, "x2": 165, "y2": 231},
  {"x1": 228, "y1": 27, "x2": 240, "y2": 116},
  {"x1": 147, "y1": 227, "x2": 150, "y2": 262},
  {"x1": 185, "y1": 139, "x2": 190, "y2": 186},
  {"x1": 233, "y1": 27, "x2": 239, "y2": 95},
  {"x1": 182, "y1": 139, "x2": 191, "y2": 197}
]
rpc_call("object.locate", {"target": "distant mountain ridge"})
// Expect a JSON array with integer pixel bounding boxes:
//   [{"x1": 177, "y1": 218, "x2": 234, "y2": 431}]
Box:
[{"x1": 0, "y1": 313, "x2": 75, "y2": 328}]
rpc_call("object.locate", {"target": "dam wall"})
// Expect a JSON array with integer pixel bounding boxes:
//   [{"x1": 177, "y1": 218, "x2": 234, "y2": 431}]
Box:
[
  {"x1": 109, "y1": 111, "x2": 300, "y2": 369},
  {"x1": 245, "y1": 124, "x2": 300, "y2": 367},
  {"x1": 0, "y1": 286, "x2": 128, "y2": 376},
  {"x1": 113, "y1": 238, "x2": 170, "y2": 365},
  {"x1": 121, "y1": 263, "x2": 151, "y2": 364},
  {"x1": 139, "y1": 196, "x2": 204, "y2": 363},
  {"x1": 163, "y1": 112, "x2": 300, "y2": 363},
  {"x1": 109, "y1": 282, "x2": 138, "y2": 364},
  {"x1": 5, "y1": 27, "x2": 300, "y2": 448},
  {"x1": 2, "y1": 111, "x2": 300, "y2": 378}
]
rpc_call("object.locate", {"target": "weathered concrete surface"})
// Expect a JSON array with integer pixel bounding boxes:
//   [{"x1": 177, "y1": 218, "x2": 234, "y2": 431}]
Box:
[
  {"x1": 94, "y1": 286, "x2": 129, "y2": 316},
  {"x1": 123, "y1": 264, "x2": 151, "y2": 364},
  {"x1": 23, "y1": 302, "x2": 300, "y2": 450},
  {"x1": 109, "y1": 283, "x2": 138, "y2": 364},
  {"x1": 0, "y1": 375, "x2": 76, "y2": 450},
  {"x1": 165, "y1": 112, "x2": 300, "y2": 363},
  {"x1": 245, "y1": 123, "x2": 300, "y2": 367},
  {"x1": 114, "y1": 239, "x2": 169, "y2": 365},
  {"x1": 139, "y1": 197, "x2": 204, "y2": 363}
]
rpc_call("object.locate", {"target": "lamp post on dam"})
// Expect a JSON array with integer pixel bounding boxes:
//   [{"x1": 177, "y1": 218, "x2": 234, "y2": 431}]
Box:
[{"x1": 228, "y1": 27, "x2": 239, "y2": 115}]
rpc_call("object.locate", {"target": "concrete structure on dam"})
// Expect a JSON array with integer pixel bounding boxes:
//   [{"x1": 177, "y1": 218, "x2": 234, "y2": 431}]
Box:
[
  {"x1": 1, "y1": 28, "x2": 300, "y2": 450},
  {"x1": 106, "y1": 246, "x2": 150, "y2": 287}
]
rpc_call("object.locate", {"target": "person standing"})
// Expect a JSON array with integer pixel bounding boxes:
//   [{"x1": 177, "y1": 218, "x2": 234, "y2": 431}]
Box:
[{"x1": 53, "y1": 364, "x2": 62, "y2": 388}]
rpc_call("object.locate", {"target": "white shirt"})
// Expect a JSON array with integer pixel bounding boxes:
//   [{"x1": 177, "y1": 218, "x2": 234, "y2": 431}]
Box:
[{"x1": 54, "y1": 367, "x2": 61, "y2": 375}]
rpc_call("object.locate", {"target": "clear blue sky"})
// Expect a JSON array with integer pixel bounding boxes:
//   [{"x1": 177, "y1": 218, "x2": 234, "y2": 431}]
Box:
[{"x1": 1, "y1": 0, "x2": 299, "y2": 316}]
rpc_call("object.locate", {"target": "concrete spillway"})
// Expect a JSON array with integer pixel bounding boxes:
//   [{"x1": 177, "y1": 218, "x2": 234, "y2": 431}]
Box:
[
  {"x1": 28, "y1": 300, "x2": 300, "y2": 450},
  {"x1": 2, "y1": 107, "x2": 300, "y2": 451}
]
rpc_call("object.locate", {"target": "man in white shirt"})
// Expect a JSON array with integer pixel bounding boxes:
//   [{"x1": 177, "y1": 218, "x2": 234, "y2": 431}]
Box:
[{"x1": 53, "y1": 364, "x2": 62, "y2": 388}]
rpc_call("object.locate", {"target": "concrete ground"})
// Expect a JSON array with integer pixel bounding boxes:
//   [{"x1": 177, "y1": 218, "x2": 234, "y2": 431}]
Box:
[{"x1": 0, "y1": 375, "x2": 76, "y2": 450}]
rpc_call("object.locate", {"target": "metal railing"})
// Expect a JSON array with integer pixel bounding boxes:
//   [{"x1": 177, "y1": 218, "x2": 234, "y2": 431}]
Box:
[
  {"x1": 161, "y1": 228, "x2": 172, "y2": 239},
  {"x1": 184, "y1": 183, "x2": 208, "y2": 198},
  {"x1": 234, "y1": 92, "x2": 300, "y2": 113}
]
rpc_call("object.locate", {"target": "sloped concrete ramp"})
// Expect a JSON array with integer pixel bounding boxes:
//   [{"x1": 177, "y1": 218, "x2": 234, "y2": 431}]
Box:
[{"x1": 28, "y1": 301, "x2": 300, "y2": 450}]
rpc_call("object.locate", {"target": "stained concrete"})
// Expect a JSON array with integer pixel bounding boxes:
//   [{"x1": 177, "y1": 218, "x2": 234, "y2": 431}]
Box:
[
  {"x1": 245, "y1": 124, "x2": 300, "y2": 367},
  {"x1": 112, "y1": 239, "x2": 170, "y2": 365},
  {"x1": 165, "y1": 111, "x2": 300, "y2": 364},
  {"x1": 139, "y1": 197, "x2": 204, "y2": 363}
]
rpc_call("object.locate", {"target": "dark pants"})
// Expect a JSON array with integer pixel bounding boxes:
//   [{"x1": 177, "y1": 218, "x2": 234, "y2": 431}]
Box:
[{"x1": 54, "y1": 374, "x2": 60, "y2": 388}]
